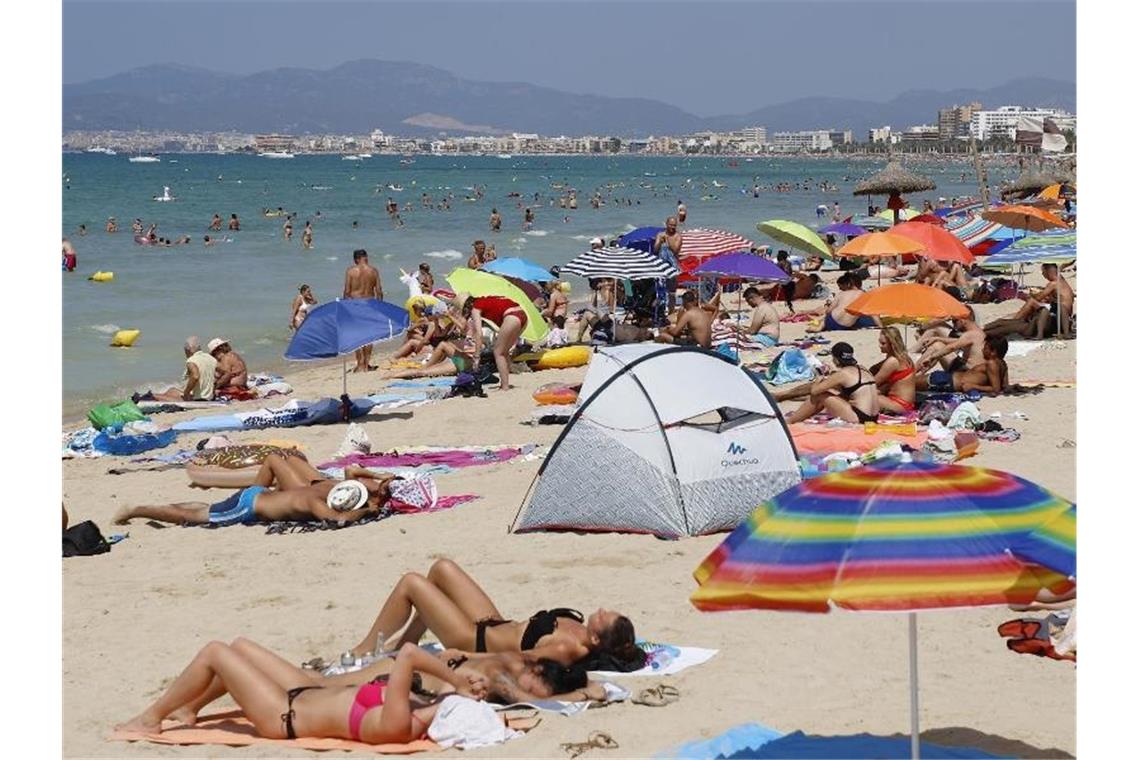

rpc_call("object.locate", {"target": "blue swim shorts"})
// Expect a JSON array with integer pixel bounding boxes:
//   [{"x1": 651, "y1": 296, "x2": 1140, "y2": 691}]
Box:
[
  {"x1": 208, "y1": 486, "x2": 265, "y2": 526},
  {"x1": 751, "y1": 332, "x2": 779, "y2": 348}
]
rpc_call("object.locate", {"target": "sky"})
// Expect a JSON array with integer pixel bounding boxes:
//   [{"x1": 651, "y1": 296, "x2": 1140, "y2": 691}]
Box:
[{"x1": 62, "y1": 0, "x2": 1076, "y2": 116}]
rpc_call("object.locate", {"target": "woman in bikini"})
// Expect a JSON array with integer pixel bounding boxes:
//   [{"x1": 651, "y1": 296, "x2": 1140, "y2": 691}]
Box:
[
  {"x1": 290, "y1": 284, "x2": 317, "y2": 330},
  {"x1": 782, "y1": 341, "x2": 880, "y2": 424},
  {"x1": 381, "y1": 306, "x2": 477, "y2": 379},
  {"x1": 456, "y1": 292, "x2": 527, "y2": 391},
  {"x1": 870, "y1": 326, "x2": 917, "y2": 414},
  {"x1": 165, "y1": 641, "x2": 598, "y2": 729},
  {"x1": 345, "y1": 559, "x2": 647, "y2": 673},
  {"x1": 115, "y1": 640, "x2": 486, "y2": 743}
]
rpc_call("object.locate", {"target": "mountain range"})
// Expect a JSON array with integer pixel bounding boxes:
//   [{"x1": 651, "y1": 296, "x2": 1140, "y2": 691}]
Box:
[{"x1": 63, "y1": 60, "x2": 1075, "y2": 138}]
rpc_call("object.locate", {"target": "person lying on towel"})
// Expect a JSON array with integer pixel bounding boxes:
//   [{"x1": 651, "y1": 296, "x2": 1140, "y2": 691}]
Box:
[
  {"x1": 113, "y1": 453, "x2": 397, "y2": 527},
  {"x1": 166, "y1": 641, "x2": 602, "y2": 730},
  {"x1": 116, "y1": 640, "x2": 488, "y2": 744}
]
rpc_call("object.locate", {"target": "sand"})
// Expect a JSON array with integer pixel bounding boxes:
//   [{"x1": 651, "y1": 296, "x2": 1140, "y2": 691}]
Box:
[{"x1": 63, "y1": 276, "x2": 1076, "y2": 758}]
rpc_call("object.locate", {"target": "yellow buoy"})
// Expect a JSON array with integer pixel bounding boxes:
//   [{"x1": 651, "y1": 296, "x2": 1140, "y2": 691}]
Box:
[
  {"x1": 533, "y1": 345, "x2": 591, "y2": 370},
  {"x1": 89, "y1": 271, "x2": 114, "y2": 282},
  {"x1": 111, "y1": 329, "x2": 140, "y2": 347}
]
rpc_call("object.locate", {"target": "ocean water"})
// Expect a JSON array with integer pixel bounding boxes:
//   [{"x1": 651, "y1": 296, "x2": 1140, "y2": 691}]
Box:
[{"x1": 62, "y1": 153, "x2": 1005, "y2": 415}]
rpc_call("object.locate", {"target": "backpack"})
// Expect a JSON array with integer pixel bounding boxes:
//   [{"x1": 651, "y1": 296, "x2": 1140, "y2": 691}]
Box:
[
  {"x1": 449, "y1": 372, "x2": 487, "y2": 399},
  {"x1": 63, "y1": 520, "x2": 111, "y2": 557}
]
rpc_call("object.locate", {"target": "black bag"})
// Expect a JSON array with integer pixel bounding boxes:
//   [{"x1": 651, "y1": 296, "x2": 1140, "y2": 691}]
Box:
[{"x1": 63, "y1": 520, "x2": 111, "y2": 557}]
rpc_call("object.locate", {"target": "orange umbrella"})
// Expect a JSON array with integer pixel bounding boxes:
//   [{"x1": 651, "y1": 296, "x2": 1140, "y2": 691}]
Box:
[
  {"x1": 1038, "y1": 183, "x2": 1075, "y2": 201},
  {"x1": 891, "y1": 221, "x2": 974, "y2": 265},
  {"x1": 835, "y1": 231, "x2": 925, "y2": 260},
  {"x1": 847, "y1": 283, "x2": 969, "y2": 321},
  {"x1": 981, "y1": 205, "x2": 1068, "y2": 232}
]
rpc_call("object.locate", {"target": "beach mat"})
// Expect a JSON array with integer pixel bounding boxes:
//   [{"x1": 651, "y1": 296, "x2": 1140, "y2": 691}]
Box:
[
  {"x1": 590, "y1": 641, "x2": 717, "y2": 678},
  {"x1": 720, "y1": 730, "x2": 1006, "y2": 759},
  {"x1": 109, "y1": 710, "x2": 439, "y2": 754},
  {"x1": 790, "y1": 423, "x2": 928, "y2": 455},
  {"x1": 657, "y1": 722, "x2": 784, "y2": 759}
]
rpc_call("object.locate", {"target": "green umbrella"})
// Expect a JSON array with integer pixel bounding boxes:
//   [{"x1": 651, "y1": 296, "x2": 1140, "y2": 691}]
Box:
[
  {"x1": 756, "y1": 219, "x2": 832, "y2": 259},
  {"x1": 446, "y1": 267, "x2": 550, "y2": 343}
]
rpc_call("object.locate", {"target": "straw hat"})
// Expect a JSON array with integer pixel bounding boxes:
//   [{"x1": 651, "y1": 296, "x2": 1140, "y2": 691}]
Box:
[
  {"x1": 326, "y1": 480, "x2": 369, "y2": 512},
  {"x1": 448, "y1": 291, "x2": 472, "y2": 310}
]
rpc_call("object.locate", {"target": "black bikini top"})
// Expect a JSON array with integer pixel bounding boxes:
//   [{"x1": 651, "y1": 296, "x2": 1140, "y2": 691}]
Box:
[{"x1": 521, "y1": 608, "x2": 584, "y2": 650}]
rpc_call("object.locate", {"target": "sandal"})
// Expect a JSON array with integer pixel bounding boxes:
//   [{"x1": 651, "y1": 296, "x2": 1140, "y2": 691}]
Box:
[
  {"x1": 632, "y1": 683, "x2": 680, "y2": 707},
  {"x1": 561, "y1": 731, "x2": 619, "y2": 758},
  {"x1": 300, "y1": 657, "x2": 328, "y2": 671}
]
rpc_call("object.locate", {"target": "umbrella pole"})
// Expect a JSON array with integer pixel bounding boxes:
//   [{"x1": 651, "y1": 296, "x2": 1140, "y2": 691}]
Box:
[
  {"x1": 908, "y1": 611, "x2": 921, "y2": 760},
  {"x1": 343, "y1": 357, "x2": 348, "y2": 397}
]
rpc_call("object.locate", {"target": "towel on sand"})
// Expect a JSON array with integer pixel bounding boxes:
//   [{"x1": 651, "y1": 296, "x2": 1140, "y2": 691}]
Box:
[
  {"x1": 591, "y1": 641, "x2": 718, "y2": 677},
  {"x1": 109, "y1": 710, "x2": 439, "y2": 754},
  {"x1": 790, "y1": 422, "x2": 928, "y2": 455}
]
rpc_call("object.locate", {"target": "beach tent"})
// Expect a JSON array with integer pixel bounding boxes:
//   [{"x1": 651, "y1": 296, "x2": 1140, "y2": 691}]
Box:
[{"x1": 513, "y1": 345, "x2": 800, "y2": 538}]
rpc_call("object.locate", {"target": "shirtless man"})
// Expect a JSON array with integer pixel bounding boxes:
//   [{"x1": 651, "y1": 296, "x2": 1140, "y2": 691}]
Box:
[
  {"x1": 209, "y1": 214, "x2": 222, "y2": 231},
  {"x1": 228, "y1": 213, "x2": 240, "y2": 231},
  {"x1": 917, "y1": 335, "x2": 1009, "y2": 395},
  {"x1": 985, "y1": 263, "x2": 1074, "y2": 340},
  {"x1": 467, "y1": 240, "x2": 488, "y2": 270},
  {"x1": 112, "y1": 455, "x2": 396, "y2": 528},
  {"x1": 209, "y1": 338, "x2": 248, "y2": 391},
  {"x1": 344, "y1": 249, "x2": 383, "y2": 372},
  {"x1": 916, "y1": 308, "x2": 986, "y2": 373},
  {"x1": 652, "y1": 216, "x2": 684, "y2": 311},
  {"x1": 807, "y1": 274, "x2": 878, "y2": 332},
  {"x1": 655, "y1": 291, "x2": 712, "y2": 348},
  {"x1": 489, "y1": 208, "x2": 502, "y2": 232},
  {"x1": 742, "y1": 286, "x2": 780, "y2": 347}
]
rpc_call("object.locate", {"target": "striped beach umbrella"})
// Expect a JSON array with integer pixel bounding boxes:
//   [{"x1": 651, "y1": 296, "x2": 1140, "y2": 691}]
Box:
[
  {"x1": 561, "y1": 245, "x2": 679, "y2": 280},
  {"x1": 944, "y1": 213, "x2": 1003, "y2": 249},
  {"x1": 680, "y1": 228, "x2": 756, "y2": 258},
  {"x1": 691, "y1": 458, "x2": 1075, "y2": 758}
]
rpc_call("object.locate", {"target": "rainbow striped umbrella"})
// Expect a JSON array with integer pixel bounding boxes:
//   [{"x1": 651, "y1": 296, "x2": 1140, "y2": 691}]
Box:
[{"x1": 691, "y1": 458, "x2": 1075, "y2": 758}]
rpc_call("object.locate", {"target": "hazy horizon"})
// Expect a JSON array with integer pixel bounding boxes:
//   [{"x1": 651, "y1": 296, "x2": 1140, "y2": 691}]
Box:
[{"x1": 63, "y1": 0, "x2": 1075, "y2": 117}]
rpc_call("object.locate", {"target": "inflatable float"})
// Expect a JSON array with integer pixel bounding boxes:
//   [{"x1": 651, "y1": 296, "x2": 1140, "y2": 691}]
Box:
[
  {"x1": 89, "y1": 271, "x2": 113, "y2": 282},
  {"x1": 110, "y1": 329, "x2": 140, "y2": 347},
  {"x1": 532, "y1": 345, "x2": 591, "y2": 370},
  {"x1": 133, "y1": 235, "x2": 152, "y2": 246},
  {"x1": 185, "y1": 445, "x2": 306, "y2": 488},
  {"x1": 533, "y1": 383, "x2": 579, "y2": 406}
]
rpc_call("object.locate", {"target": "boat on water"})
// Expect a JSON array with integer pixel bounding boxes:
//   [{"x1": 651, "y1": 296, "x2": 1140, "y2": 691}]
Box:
[
  {"x1": 497, "y1": 153, "x2": 513, "y2": 159},
  {"x1": 342, "y1": 153, "x2": 372, "y2": 161},
  {"x1": 129, "y1": 154, "x2": 161, "y2": 163},
  {"x1": 259, "y1": 151, "x2": 295, "y2": 159},
  {"x1": 387, "y1": 183, "x2": 404, "y2": 192},
  {"x1": 86, "y1": 146, "x2": 117, "y2": 155},
  {"x1": 399, "y1": 157, "x2": 416, "y2": 164}
]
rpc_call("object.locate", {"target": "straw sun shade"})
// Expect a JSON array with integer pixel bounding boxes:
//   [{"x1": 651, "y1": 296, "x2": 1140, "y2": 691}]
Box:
[
  {"x1": 835, "y1": 231, "x2": 924, "y2": 260},
  {"x1": 1000, "y1": 169, "x2": 1063, "y2": 199},
  {"x1": 847, "y1": 283, "x2": 969, "y2": 321},
  {"x1": 980, "y1": 205, "x2": 1069, "y2": 233},
  {"x1": 853, "y1": 161, "x2": 936, "y2": 197}
]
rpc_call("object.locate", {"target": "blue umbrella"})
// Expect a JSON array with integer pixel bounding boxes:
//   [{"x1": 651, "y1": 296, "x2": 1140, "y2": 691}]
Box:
[
  {"x1": 483, "y1": 256, "x2": 555, "y2": 283},
  {"x1": 817, "y1": 222, "x2": 867, "y2": 237},
  {"x1": 617, "y1": 226, "x2": 664, "y2": 253},
  {"x1": 285, "y1": 298, "x2": 410, "y2": 396}
]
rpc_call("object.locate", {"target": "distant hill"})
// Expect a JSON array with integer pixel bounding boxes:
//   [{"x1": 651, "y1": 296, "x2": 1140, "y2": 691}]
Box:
[{"x1": 63, "y1": 61, "x2": 1074, "y2": 138}]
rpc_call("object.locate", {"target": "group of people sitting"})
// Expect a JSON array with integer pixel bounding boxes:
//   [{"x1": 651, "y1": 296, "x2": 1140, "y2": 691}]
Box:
[
  {"x1": 774, "y1": 316, "x2": 1010, "y2": 424},
  {"x1": 148, "y1": 336, "x2": 248, "y2": 402},
  {"x1": 116, "y1": 559, "x2": 644, "y2": 745}
]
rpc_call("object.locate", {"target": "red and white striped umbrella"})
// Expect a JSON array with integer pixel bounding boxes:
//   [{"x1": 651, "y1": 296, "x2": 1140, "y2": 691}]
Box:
[{"x1": 679, "y1": 228, "x2": 755, "y2": 259}]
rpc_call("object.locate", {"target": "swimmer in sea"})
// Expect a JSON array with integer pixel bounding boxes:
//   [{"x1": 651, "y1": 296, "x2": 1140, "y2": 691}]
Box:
[
  {"x1": 284, "y1": 218, "x2": 293, "y2": 240},
  {"x1": 209, "y1": 214, "x2": 222, "y2": 231},
  {"x1": 106, "y1": 217, "x2": 118, "y2": 233},
  {"x1": 302, "y1": 221, "x2": 314, "y2": 249},
  {"x1": 228, "y1": 214, "x2": 240, "y2": 231}
]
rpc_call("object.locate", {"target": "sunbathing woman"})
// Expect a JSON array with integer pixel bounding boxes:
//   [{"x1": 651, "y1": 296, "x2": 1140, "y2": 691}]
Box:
[
  {"x1": 915, "y1": 334, "x2": 1009, "y2": 395},
  {"x1": 115, "y1": 640, "x2": 486, "y2": 742},
  {"x1": 782, "y1": 341, "x2": 879, "y2": 424},
  {"x1": 383, "y1": 308, "x2": 478, "y2": 379},
  {"x1": 346, "y1": 559, "x2": 647, "y2": 672},
  {"x1": 869, "y1": 326, "x2": 917, "y2": 414},
  {"x1": 166, "y1": 640, "x2": 598, "y2": 728}
]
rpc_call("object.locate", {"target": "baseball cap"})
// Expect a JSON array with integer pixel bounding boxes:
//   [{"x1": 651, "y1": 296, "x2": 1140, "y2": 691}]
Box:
[
  {"x1": 207, "y1": 338, "x2": 229, "y2": 353},
  {"x1": 832, "y1": 342, "x2": 857, "y2": 366}
]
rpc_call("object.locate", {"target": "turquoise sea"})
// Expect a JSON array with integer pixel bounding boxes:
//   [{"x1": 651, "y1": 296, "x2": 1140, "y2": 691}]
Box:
[{"x1": 62, "y1": 153, "x2": 1010, "y2": 416}]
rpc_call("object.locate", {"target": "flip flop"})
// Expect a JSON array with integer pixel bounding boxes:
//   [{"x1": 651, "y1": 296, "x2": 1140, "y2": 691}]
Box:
[
  {"x1": 561, "y1": 731, "x2": 619, "y2": 758},
  {"x1": 631, "y1": 684, "x2": 680, "y2": 707}
]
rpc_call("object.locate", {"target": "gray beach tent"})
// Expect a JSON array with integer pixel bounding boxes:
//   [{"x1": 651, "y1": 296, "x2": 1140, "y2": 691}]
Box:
[{"x1": 513, "y1": 345, "x2": 800, "y2": 538}]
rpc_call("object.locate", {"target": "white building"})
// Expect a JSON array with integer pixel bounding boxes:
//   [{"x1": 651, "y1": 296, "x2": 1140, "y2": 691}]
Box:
[
  {"x1": 770, "y1": 130, "x2": 832, "y2": 152},
  {"x1": 868, "y1": 125, "x2": 894, "y2": 144},
  {"x1": 740, "y1": 125, "x2": 768, "y2": 146},
  {"x1": 969, "y1": 106, "x2": 1076, "y2": 141}
]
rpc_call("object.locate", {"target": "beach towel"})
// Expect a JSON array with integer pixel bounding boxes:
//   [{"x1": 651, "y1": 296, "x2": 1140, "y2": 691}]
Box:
[
  {"x1": 136, "y1": 399, "x2": 229, "y2": 414},
  {"x1": 256, "y1": 495, "x2": 480, "y2": 535},
  {"x1": 109, "y1": 710, "x2": 439, "y2": 754},
  {"x1": 726, "y1": 730, "x2": 1005, "y2": 759},
  {"x1": 172, "y1": 397, "x2": 419, "y2": 433},
  {"x1": 657, "y1": 722, "x2": 785, "y2": 760},
  {"x1": 789, "y1": 423, "x2": 928, "y2": 455},
  {"x1": 387, "y1": 378, "x2": 458, "y2": 388},
  {"x1": 590, "y1": 641, "x2": 718, "y2": 678},
  {"x1": 1004, "y1": 341, "x2": 1046, "y2": 359},
  {"x1": 764, "y1": 349, "x2": 814, "y2": 385},
  {"x1": 322, "y1": 445, "x2": 536, "y2": 471},
  {"x1": 492, "y1": 681, "x2": 630, "y2": 716},
  {"x1": 428, "y1": 696, "x2": 522, "y2": 750}
]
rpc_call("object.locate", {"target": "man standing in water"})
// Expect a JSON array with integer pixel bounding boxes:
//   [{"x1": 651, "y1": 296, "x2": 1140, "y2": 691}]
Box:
[
  {"x1": 344, "y1": 250, "x2": 383, "y2": 372},
  {"x1": 489, "y1": 208, "x2": 502, "y2": 232}
]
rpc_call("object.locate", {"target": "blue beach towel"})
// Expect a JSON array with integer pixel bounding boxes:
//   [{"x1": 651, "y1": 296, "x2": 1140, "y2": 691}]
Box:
[
  {"x1": 657, "y1": 722, "x2": 784, "y2": 760},
  {"x1": 725, "y1": 731, "x2": 1006, "y2": 759}
]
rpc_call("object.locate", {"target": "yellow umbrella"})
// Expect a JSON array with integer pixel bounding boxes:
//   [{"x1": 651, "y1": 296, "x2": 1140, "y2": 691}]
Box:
[
  {"x1": 445, "y1": 268, "x2": 549, "y2": 343},
  {"x1": 876, "y1": 207, "x2": 920, "y2": 222}
]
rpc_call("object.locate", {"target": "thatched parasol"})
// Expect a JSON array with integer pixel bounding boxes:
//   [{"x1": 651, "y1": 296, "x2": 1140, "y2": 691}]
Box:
[
  {"x1": 852, "y1": 161, "x2": 936, "y2": 225},
  {"x1": 1000, "y1": 168, "x2": 1063, "y2": 200}
]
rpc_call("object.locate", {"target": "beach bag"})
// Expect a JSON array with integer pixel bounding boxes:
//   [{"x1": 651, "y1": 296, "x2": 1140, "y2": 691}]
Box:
[
  {"x1": 63, "y1": 520, "x2": 111, "y2": 557},
  {"x1": 87, "y1": 400, "x2": 147, "y2": 431},
  {"x1": 449, "y1": 373, "x2": 487, "y2": 399}
]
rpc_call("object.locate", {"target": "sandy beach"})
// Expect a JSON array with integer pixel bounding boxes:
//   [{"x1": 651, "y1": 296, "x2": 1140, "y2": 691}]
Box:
[{"x1": 62, "y1": 273, "x2": 1076, "y2": 758}]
